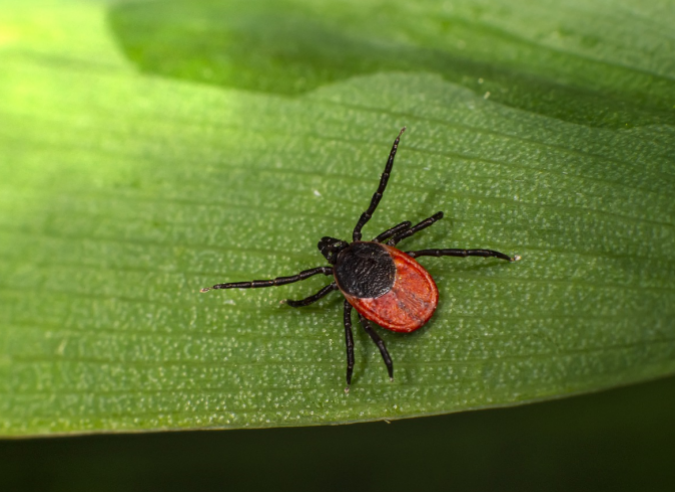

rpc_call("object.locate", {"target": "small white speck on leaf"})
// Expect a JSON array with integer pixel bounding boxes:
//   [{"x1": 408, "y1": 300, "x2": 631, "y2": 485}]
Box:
[{"x1": 56, "y1": 339, "x2": 68, "y2": 356}]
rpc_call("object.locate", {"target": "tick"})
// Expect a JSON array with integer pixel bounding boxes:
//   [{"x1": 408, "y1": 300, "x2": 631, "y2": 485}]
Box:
[{"x1": 201, "y1": 128, "x2": 519, "y2": 391}]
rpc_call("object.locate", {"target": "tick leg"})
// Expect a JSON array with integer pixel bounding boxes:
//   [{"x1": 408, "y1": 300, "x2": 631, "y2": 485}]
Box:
[
  {"x1": 406, "y1": 248, "x2": 518, "y2": 262},
  {"x1": 285, "y1": 283, "x2": 338, "y2": 307},
  {"x1": 344, "y1": 301, "x2": 355, "y2": 392},
  {"x1": 358, "y1": 314, "x2": 394, "y2": 382},
  {"x1": 353, "y1": 127, "x2": 406, "y2": 242},
  {"x1": 373, "y1": 221, "x2": 412, "y2": 243},
  {"x1": 388, "y1": 212, "x2": 444, "y2": 246},
  {"x1": 200, "y1": 266, "x2": 333, "y2": 292}
]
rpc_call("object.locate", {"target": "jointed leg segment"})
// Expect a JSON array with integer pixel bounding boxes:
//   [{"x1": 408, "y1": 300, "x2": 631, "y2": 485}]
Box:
[
  {"x1": 286, "y1": 283, "x2": 338, "y2": 307},
  {"x1": 200, "y1": 266, "x2": 333, "y2": 292},
  {"x1": 388, "y1": 211, "x2": 444, "y2": 245},
  {"x1": 343, "y1": 301, "x2": 355, "y2": 390},
  {"x1": 374, "y1": 221, "x2": 412, "y2": 243},
  {"x1": 353, "y1": 127, "x2": 406, "y2": 242},
  {"x1": 358, "y1": 314, "x2": 394, "y2": 381},
  {"x1": 407, "y1": 248, "x2": 518, "y2": 262}
]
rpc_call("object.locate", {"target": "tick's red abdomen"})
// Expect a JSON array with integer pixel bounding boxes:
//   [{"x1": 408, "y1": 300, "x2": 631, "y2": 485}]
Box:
[{"x1": 344, "y1": 245, "x2": 438, "y2": 333}]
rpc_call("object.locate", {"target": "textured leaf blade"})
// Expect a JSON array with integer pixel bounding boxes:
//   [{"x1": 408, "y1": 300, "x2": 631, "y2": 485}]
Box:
[{"x1": 0, "y1": 0, "x2": 674, "y2": 436}]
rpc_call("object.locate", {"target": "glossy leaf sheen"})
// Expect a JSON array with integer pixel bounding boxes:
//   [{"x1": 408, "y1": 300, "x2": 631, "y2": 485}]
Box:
[{"x1": 0, "y1": 0, "x2": 674, "y2": 436}]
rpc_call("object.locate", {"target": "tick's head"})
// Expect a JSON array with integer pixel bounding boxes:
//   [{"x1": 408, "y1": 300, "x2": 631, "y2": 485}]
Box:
[{"x1": 318, "y1": 237, "x2": 349, "y2": 264}]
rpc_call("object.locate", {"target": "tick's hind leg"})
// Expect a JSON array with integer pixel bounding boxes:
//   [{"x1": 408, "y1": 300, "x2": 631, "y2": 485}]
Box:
[
  {"x1": 343, "y1": 301, "x2": 355, "y2": 392},
  {"x1": 388, "y1": 212, "x2": 444, "y2": 246},
  {"x1": 358, "y1": 314, "x2": 394, "y2": 381},
  {"x1": 407, "y1": 248, "x2": 519, "y2": 262},
  {"x1": 285, "y1": 283, "x2": 337, "y2": 307}
]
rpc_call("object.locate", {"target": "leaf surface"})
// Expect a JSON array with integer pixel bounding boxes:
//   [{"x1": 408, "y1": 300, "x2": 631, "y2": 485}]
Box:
[{"x1": 0, "y1": 0, "x2": 674, "y2": 435}]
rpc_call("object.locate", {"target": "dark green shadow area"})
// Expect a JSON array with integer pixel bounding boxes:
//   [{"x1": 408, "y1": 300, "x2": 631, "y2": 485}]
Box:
[
  {"x1": 107, "y1": 0, "x2": 675, "y2": 129},
  {"x1": 2, "y1": 376, "x2": 674, "y2": 492}
]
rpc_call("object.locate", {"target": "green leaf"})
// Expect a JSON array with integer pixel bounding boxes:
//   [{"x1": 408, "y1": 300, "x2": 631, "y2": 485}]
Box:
[{"x1": 1, "y1": 0, "x2": 674, "y2": 436}]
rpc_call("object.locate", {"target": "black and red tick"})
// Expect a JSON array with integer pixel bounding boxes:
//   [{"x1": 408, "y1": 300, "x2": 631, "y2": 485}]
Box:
[{"x1": 201, "y1": 128, "x2": 519, "y2": 391}]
